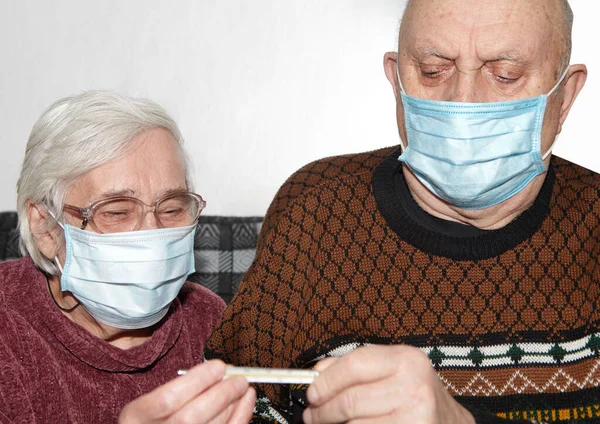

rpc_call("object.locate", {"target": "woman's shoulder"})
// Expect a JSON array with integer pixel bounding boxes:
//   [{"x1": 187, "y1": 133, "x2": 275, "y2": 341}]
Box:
[
  {"x1": 0, "y1": 257, "x2": 39, "y2": 304},
  {"x1": 0, "y1": 259, "x2": 47, "y2": 353},
  {"x1": 178, "y1": 282, "x2": 227, "y2": 320},
  {"x1": 0, "y1": 296, "x2": 37, "y2": 359}
]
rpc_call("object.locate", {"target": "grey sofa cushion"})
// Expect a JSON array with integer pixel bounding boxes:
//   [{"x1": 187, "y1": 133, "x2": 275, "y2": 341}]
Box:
[
  {"x1": 0, "y1": 212, "x2": 262, "y2": 304},
  {"x1": 0, "y1": 212, "x2": 20, "y2": 262}
]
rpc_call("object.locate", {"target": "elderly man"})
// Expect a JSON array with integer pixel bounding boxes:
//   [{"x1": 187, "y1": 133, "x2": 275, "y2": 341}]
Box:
[
  {"x1": 206, "y1": 0, "x2": 596, "y2": 423},
  {"x1": 0, "y1": 91, "x2": 255, "y2": 423}
]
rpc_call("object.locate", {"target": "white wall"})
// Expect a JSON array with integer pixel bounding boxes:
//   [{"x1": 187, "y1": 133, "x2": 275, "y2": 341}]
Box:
[{"x1": 0, "y1": 0, "x2": 598, "y2": 216}]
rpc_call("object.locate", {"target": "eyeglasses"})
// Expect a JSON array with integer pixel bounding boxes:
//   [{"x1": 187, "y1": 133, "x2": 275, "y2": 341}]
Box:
[{"x1": 62, "y1": 192, "x2": 206, "y2": 233}]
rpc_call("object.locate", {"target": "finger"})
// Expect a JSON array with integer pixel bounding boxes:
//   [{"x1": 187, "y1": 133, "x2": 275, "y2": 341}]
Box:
[
  {"x1": 166, "y1": 376, "x2": 249, "y2": 424},
  {"x1": 303, "y1": 376, "x2": 400, "y2": 424},
  {"x1": 119, "y1": 360, "x2": 227, "y2": 422},
  {"x1": 209, "y1": 387, "x2": 256, "y2": 424},
  {"x1": 307, "y1": 346, "x2": 403, "y2": 406},
  {"x1": 228, "y1": 387, "x2": 257, "y2": 424},
  {"x1": 208, "y1": 398, "x2": 238, "y2": 424},
  {"x1": 313, "y1": 357, "x2": 338, "y2": 372},
  {"x1": 346, "y1": 414, "x2": 396, "y2": 424}
]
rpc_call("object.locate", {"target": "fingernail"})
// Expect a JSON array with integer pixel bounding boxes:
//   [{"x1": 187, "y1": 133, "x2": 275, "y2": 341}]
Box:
[
  {"x1": 306, "y1": 386, "x2": 318, "y2": 403},
  {"x1": 303, "y1": 409, "x2": 313, "y2": 424},
  {"x1": 205, "y1": 360, "x2": 225, "y2": 378},
  {"x1": 231, "y1": 376, "x2": 248, "y2": 391}
]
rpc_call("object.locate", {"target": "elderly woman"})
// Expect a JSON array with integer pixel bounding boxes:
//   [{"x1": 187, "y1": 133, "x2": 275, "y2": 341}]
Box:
[{"x1": 0, "y1": 91, "x2": 255, "y2": 423}]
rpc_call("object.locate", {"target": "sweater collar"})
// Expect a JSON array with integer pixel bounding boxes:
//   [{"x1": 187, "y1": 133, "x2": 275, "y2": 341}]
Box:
[{"x1": 372, "y1": 148, "x2": 554, "y2": 261}]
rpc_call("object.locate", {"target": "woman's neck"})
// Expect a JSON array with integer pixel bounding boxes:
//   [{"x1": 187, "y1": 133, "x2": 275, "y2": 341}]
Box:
[{"x1": 47, "y1": 275, "x2": 154, "y2": 349}]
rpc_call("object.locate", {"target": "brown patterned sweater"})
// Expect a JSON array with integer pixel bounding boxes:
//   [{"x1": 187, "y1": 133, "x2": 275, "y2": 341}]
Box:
[{"x1": 206, "y1": 147, "x2": 600, "y2": 423}]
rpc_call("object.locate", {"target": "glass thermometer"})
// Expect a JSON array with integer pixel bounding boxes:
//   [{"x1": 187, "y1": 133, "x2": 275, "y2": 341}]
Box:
[{"x1": 177, "y1": 366, "x2": 319, "y2": 384}]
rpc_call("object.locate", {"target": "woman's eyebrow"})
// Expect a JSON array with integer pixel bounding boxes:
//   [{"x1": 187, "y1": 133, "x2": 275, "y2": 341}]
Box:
[
  {"x1": 94, "y1": 187, "x2": 187, "y2": 200},
  {"x1": 161, "y1": 187, "x2": 189, "y2": 196},
  {"x1": 97, "y1": 189, "x2": 136, "y2": 198}
]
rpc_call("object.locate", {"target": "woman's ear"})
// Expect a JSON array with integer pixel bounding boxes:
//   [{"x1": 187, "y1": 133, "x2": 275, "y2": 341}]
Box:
[{"x1": 26, "y1": 202, "x2": 61, "y2": 260}]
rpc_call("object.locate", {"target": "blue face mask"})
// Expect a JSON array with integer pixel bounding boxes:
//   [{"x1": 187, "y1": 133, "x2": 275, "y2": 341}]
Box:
[
  {"x1": 54, "y1": 223, "x2": 196, "y2": 330},
  {"x1": 396, "y1": 65, "x2": 569, "y2": 210}
]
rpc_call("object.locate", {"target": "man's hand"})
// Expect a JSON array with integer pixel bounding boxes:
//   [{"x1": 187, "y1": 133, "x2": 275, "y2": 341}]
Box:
[
  {"x1": 119, "y1": 359, "x2": 256, "y2": 424},
  {"x1": 302, "y1": 345, "x2": 475, "y2": 424}
]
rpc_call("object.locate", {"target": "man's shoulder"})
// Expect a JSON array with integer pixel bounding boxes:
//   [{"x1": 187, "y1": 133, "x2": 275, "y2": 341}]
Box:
[
  {"x1": 285, "y1": 146, "x2": 396, "y2": 190},
  {"x1": 553, "y1": 156, "x2": 600, "y2": 181},
  {"x1": 552, "y1": 156, "x2": 600, "y2": 199},
  {"x1": 262, "y1": 146, "x2": 396, "y2": 227}
]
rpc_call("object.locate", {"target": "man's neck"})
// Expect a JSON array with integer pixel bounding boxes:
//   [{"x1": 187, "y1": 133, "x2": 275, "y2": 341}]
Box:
[
  {"x1": 402, "y1": 166, "x2": 547, "y2": 230},
  {"x1": 47, "y1": 275, "x2": 154, "y2": 349}
]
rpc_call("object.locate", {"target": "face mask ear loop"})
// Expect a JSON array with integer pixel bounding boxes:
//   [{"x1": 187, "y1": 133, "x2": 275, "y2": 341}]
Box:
[
  {"x1": 395, "y1": 55, "x2": 407, "y2": 95},
  {"x1": 547, "y1": 66, "x2": 570, "y2": 97},
  {"x1": 395, "y1": 54, "x2": 408, "y2": 152},
  {"x1": 47, "y1": 256, "x2": 81, "y2": 313},
  {"x1": 541, "y1": 66, "x2": 569, "y2": 161},
  {"x1": 46, "y1": 207, "x2": 80, "y2": 312},
  {"x1": 542, "y1": 133, "x2": 560, "y2": 160}
]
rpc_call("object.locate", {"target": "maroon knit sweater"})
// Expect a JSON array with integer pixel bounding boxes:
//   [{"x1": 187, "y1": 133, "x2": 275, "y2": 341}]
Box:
[{"x1": 0, "y1": 257, "x2": 226, "y2": 423}]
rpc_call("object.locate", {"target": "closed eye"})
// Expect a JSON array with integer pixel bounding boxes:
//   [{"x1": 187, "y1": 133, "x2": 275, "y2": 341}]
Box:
[
  {"x1": 422, "y1": 70, "x2": 442, "y2": 78},
  {"x1": 495, "y1": 74, "x2": 520, "y2": 84}
]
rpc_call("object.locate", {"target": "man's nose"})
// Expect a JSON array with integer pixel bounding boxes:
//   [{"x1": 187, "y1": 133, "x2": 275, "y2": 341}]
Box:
[{"x1": 447, "y1": 71, "x2": 478, "y2": 103}]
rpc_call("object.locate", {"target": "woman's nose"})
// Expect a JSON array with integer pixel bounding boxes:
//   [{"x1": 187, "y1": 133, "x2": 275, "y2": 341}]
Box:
[{"x1": 137, "y1": 208, "x2": 161, "y2": 230}]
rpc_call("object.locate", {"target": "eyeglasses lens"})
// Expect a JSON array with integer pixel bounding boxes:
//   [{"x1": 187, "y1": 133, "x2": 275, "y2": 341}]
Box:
[{"x1": 94, "y1": 194, "x2": 201, "y2": 232}]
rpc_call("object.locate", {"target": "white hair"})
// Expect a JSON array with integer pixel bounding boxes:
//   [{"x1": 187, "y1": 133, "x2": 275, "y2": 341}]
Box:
[{"x1": 16, "y1": 90, "x2": 193, "y2": 275}]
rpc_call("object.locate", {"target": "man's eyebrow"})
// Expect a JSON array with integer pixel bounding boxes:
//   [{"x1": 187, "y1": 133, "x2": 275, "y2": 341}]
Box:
[
  {"x1": 484, "y1": 50, "x2": 530, "y2": 65},
  {"x1": 413, "y1": 45, "x2": 447, "y2": 59}
]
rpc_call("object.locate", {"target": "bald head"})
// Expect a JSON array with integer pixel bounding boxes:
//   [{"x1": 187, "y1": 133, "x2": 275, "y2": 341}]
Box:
[{"x1": 399, "y1": 0, "x2": 573, "y2": 77}]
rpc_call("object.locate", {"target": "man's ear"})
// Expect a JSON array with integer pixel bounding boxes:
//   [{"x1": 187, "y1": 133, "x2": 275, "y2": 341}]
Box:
[
  {"x1": 26, "y1": 201, "x2": 61, "y2": 260},
  {"x1": 557, "y1": 64, "x2": 587, "y2": 133},
  {"x1": 383, "y1": 52, "x2": 401, "y2": 100}
]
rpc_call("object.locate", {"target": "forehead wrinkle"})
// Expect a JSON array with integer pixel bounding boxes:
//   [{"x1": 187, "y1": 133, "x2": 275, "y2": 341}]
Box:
[
  {"x1": 478, "y1": 48, "x2": 532, "y2": 66},
  {"x1": 91, "y1": 186, "x2": 188, "y2": 204},
  {"x1": 410, "y1": 36, "x2": 458, "y2": 59},
  {"x1": 402, "y1": 0, "x2": 566, "y2": 76}
]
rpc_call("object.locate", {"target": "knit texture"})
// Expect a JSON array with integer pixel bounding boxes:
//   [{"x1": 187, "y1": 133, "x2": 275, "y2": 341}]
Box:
[
  {"x1": 206, "y1": 147, "x2": 600, "y2": 423},
  {"x1": 0, "y1": 257, "x2": 226, "y2": 423}
]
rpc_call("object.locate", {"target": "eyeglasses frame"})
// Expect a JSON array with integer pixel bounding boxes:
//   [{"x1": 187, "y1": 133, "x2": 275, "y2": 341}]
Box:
[{"x1": 62, "y1": 191, "x2": 206, "y2": 233}]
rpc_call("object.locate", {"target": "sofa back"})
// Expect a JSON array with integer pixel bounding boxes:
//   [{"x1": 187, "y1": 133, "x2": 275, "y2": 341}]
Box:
[{"x1": 0, "y1": 211, "x2": 262, "y2": 304}]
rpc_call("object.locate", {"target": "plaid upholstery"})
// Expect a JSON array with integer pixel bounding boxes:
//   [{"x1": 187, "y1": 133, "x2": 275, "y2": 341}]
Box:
[
  {"x1": 0, "y1": 212, "x2": 262, "y2": 304},
  {"x1": 0, "y1": 212, "x2": 20, "y2": 262},
  {"x1": 189, "y1": 216, "x2": 263, "y2": 303}
]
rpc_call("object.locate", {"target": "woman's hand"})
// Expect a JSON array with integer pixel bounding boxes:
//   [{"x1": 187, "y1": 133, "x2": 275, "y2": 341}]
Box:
[{"x1": 119, "y1": 360, "x2": 256, "y2": 424}]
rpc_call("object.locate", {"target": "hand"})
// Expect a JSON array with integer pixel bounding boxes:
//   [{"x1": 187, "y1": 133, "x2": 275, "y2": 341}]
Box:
[
  {"x1": 119, "y1": 359, "x2": 256, "y2": 424},
  {"x1": 302, "y1": 345, "x2": 475, "y2": 424}
]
